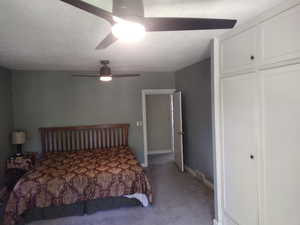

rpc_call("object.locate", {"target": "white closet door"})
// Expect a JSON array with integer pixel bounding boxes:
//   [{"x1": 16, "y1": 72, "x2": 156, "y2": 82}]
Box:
[
  {"x1": 220, "y1": 27, "x2": 257, "y2": 76},
  {"x1": 221, "y1": 73, "x2": 260, "y2": 225},
  {"x1": 262, "y1": 64, "x2": 300, "y2": 225},
  {"x1": 260, "y1": 4, "x2": 300, "y2": 67}
]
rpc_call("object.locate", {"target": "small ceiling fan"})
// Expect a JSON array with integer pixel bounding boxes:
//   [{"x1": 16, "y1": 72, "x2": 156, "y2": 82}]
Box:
[
  {"x1": 60, "y1": 0, "x2": 237, "y2": 49},
  {"x1": 72, "y1": 60, "x2": 140, "y2": 82}
]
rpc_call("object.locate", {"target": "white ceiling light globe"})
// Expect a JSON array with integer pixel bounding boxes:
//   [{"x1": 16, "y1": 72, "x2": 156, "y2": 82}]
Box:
[
  {"x1": 112, "y1": 20, "x2": 146, "y2": 43},
  {"x1": 99, "y1": 76, "x2": 112, "y2": 82}
]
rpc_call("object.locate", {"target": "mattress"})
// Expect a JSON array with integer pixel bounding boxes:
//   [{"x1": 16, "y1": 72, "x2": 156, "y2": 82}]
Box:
[{"x1": 4, "y1": 147, "x2": 152, "y2": 225}]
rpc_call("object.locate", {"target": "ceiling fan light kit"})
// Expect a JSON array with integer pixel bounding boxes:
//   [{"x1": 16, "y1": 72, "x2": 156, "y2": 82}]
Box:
[
  {"x1": 99, "y1": 76, "x2": 113, "y2": 82},
  {"x1": 112, "y1": 17, "x2": 146, "y2": 42},
  {"x1": 60, "y1": 0, "x2": 237, "y2": 49}
]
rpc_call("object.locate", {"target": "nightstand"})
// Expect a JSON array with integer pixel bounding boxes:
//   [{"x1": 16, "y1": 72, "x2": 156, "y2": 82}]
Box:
[
  {"x1": 5, "y1": 152, "x2": 37, "y2": 191},
  {"x1": 6, "y1": 152, "x2": 37, "y2": 171}
]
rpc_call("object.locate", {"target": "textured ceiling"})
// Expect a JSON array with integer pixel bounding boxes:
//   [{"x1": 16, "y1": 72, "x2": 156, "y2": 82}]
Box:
[{"x1": 0, "y1": 0, "x2": 285, "y2": 72}]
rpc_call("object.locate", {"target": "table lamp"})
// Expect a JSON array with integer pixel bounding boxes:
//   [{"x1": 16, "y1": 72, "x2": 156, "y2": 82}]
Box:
[{"x1": 12, "y1": 131, "x2": 26, "y2": 156}]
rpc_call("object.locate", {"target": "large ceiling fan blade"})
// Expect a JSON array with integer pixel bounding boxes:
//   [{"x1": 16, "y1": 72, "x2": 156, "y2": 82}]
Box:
[
  {"x1": 111, "y1": 74, "x2": 141, "y2": 78},
  {"x1": 142, "y1": 17, "x2": 237, "y2": 32},
  {"x1": 60, "y1": 0, "x2": 114, "y2": 24},
  {"x1": 96, "y1": 32, "x2": 118, "y2": 50}
]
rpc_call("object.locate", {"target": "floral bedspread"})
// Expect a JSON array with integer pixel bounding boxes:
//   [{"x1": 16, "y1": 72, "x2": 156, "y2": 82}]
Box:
[{"x1": 4, "y1": 147, "x2": 152, "y2": 225}]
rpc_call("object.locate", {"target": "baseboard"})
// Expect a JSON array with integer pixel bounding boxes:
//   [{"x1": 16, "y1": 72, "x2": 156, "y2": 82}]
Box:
[
  {"x1": 147, "y1": 149, "x2": 173, "y2": 155},
  {"x1": 184, "y1": 165, "x2": 214, "y2": 190}
]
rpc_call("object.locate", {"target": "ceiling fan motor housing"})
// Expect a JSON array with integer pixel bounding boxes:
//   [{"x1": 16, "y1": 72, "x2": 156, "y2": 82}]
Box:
[
  {"x1": 100, "y1": 62, "x2": 112, "y2": 76},
  {"x1": 113, "y1": 0, "x2": 144, "y2": 21}
]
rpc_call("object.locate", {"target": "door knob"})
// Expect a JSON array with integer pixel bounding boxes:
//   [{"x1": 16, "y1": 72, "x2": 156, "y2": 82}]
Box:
[
  {"x1": 250, "y1": 154, "x2": 254, "y2": 159},
  {"x1": 250, "y1": 55, "x2": 255, "y2": 60}
]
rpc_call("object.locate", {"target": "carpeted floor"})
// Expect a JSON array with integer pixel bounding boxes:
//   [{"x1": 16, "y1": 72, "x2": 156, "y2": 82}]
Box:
[{"x1": 29, "y1": 162, "x2": 214, "y2": 225}]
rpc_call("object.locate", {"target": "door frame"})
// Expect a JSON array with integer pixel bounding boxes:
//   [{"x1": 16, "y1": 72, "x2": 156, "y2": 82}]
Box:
[{"x1": 142, "y1": 89, "x2": 176, "y2": 167}]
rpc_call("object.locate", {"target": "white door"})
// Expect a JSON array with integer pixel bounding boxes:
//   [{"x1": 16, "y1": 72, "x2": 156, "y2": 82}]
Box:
[
  {"x1": 173, "y1": 91, "x2": 184, "y2": 172},
  {"x1": 262, "y1": 64, "x2": 300, "y2": 225},
  {"x1": 221, "y1": 73, "x2": 259, "y2": 225}
]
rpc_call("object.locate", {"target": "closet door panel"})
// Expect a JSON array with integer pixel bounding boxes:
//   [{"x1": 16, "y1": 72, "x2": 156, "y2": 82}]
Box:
[
  {"x1": 262, "y1": 64, "x2": 300, "y2": 225},
  {"x1": 260, "y1": 4, "x2": 300, "y2": 67},
  {"x1": 221, "y1": 73, "x2": 259, "y2": 225},
  {"x1": 220, "y1": 27, "x2": 257, "y2": 76}
]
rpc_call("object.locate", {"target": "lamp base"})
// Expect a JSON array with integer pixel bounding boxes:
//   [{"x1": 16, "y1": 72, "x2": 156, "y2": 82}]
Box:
[{"x1": 16, "y1": 144, "x2": 23, "y2": 157}]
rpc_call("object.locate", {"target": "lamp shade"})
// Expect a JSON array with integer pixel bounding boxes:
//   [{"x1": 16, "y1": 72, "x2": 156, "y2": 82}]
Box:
[{"x1": 12, "y1": 131, "x2": 26, "y2": 144}]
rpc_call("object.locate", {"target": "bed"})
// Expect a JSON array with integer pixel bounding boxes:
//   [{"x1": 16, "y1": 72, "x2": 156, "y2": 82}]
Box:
[{"x1": 4, "y1": 124, "x2": 152, "y2": 225}]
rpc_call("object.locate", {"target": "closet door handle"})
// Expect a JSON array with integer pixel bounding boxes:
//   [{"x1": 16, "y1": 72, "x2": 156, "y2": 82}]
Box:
[
  {"x1": 250, "y1": 154, "x2": 254, "y2": 159},
  {"x1": 250, "y1": 55, "x2": 255, "y2": 60}
]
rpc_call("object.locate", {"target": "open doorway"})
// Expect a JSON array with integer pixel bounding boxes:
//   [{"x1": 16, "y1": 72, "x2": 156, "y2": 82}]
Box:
[{"x1": 142, "y1": 89, "x2": 184, "y2": 171}]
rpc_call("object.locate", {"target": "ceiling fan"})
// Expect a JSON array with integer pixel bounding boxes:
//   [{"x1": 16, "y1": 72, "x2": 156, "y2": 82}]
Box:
[
  {"x1": 72, "y1": 60, "x2": 141, "y2": 82},
  {"x1": 60, "y1": 0, "x2": 237, "y2": 49}
]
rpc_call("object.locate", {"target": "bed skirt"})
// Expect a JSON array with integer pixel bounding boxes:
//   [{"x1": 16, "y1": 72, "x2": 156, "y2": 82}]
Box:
[{"x1": 21, "y1": 196, "x2": 142, "y2": 224}]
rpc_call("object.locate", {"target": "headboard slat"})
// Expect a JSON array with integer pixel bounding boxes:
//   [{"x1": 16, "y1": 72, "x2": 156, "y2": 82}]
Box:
[
  {"x1": 39, "y1": 124, "x2": 129, "y2": 153},
  {"x1": 101, "y1": 129, "x2": 105, "y2": 149}
]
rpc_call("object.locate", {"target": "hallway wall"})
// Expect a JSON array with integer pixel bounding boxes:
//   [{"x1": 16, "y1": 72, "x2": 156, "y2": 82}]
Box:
[{"x1": 175, "y1": 58, "x2": 213, "y2": 181}]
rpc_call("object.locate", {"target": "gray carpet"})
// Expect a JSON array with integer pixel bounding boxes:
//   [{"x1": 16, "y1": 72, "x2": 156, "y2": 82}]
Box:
[{"x1": 29, "y1": 162, "x2": 214, "y2": 225}]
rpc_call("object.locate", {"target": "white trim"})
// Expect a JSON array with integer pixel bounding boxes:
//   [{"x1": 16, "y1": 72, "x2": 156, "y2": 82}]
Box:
[
  {"x1": 142, "y1": 89, "x2": 176, "y2": 167},
  {"x1": 212, "y1": 38, "x2": 223, "y2": 224},
  {"x1": 147, "y1": 149, "x2": 173, "y2": 155},
  {"x1": 213, "y1": 219, "x2": 221, "y2": 225},
  {"x1": 142, "y1": 89, "x2": 176, "y2": 95},
  {"x1": 258, "y1": 69, "x2": 264, "y2": 225},
  {"x1": 142, "y1": 91, "x2": 148, "y2": 167},
  {"x1": 184, "y1": 165, "x2": 214, "y2": 190}
]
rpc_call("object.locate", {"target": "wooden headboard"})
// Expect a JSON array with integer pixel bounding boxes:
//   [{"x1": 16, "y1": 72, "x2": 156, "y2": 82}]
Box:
[{"x1": 39, "y1": 124, "x2": 129, "y2": 153}]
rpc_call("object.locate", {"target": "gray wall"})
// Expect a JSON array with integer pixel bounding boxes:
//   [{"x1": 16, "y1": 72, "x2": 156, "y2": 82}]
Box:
[
  {"x1": 175, "y1": 59, "x2": 213, "y2": 181},
  {"x1": 146, "y1": 95, "x2": 172, "y2": 151},
  {"x1": 11, "y1": 71, "x2": 174, "y2": 163},
  {"x1": 0, "y1": 67, "x2": 13, "y2": 187}
]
